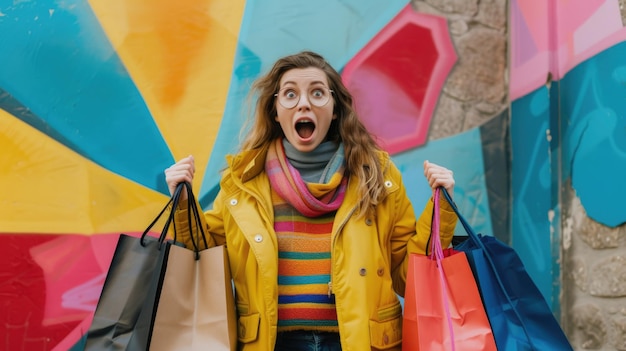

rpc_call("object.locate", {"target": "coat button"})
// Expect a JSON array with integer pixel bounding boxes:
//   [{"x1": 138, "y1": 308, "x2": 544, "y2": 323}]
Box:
[
  {"x1": 365, "y1": 218, "x2": 373, "y2": 226},
  {"x1": 383, "y1": 333, "x2": 389, "y2": 344},
  {"x1": 359, "y1": 268, "x2": 367, "y2": 276},
  {"x1": 230, "y1": 198, "x2": 238, "y2": 206},
  {"x1": 254, "y1": 234, "x2": 263, "y2": 243},
  {"x1": 377, "y1": 268, "x2": 384, "y2": 276},
  {"x1": 384, "y1": 180, "x2": 392, "y2": 188}
]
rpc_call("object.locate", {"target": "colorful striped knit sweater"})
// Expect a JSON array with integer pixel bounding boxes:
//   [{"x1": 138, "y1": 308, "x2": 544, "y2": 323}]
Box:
[{"x1": 273, "y1": 188, "x2": 339, "y2": 332}]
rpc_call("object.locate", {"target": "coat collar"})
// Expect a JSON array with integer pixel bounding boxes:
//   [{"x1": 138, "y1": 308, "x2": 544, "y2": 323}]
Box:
[{"x1": 226, "y1": 144, "x2": 270, "y2": 183}]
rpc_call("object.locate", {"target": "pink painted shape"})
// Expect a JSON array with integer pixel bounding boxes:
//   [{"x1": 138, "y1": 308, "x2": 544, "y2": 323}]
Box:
[
  {"x1": 510, "y1": 0, "x2": 626, "y2": 100},
  {"x1": 29, "y1": 234, "x2": 120, "y2": 327},
  {"x1": 0, "y1": 232, "x2": 155, "y2": 350},
  {"x1": 342, "y1": 5, "x2": 457, "y2": 154}
]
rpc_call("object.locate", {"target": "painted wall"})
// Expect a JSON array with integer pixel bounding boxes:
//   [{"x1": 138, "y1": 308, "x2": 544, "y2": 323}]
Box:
[
  {"x1": 12, "y1": 0, "x2": 626, "y2": 349},
  {"x1": 509, "y1": 0, "x2": 626, "y2": 349}
]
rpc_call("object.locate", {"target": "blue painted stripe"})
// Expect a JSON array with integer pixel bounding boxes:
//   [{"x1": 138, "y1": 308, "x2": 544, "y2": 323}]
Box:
[
  {"x1": 0, "y1": 0, "x2": 173, "y2": 193},
  {"x1": 392, "y1": 127, "x2": 493, "y2": 237}
]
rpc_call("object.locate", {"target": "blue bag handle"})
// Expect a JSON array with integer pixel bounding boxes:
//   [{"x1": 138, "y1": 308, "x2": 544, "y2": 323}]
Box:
[{"x1": 440, "y1": 187, "x2": 536, "y2": 347}]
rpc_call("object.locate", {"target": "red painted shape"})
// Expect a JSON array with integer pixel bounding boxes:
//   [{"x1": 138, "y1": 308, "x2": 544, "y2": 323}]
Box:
[
  {"x1": 0, "y1": 233, "x2": 121, "y2": 350},
  {"x1": 342, "y1": 5, "x2": 457, "y2": 154}
]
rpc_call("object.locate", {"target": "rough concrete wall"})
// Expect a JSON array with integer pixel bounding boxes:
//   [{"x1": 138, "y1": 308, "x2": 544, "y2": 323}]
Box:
[{"x1": 411, "y1": 0, "x2": 508, "y2": 140}]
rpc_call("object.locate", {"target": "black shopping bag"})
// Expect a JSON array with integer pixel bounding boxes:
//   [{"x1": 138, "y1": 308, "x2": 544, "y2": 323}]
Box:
[{"x1": 84, "y1": 182, "x2": 235, "y2": 350}]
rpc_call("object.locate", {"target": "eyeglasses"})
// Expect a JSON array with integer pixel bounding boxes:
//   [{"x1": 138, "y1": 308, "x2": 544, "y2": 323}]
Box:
[{"x1": 274, "y1": 87, "x2": 334, "y2": 109}]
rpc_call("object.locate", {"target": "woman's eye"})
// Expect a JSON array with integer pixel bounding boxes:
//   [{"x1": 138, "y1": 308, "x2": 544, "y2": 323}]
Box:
[
  {"x1": 285, "y1": 90, "x2": 297, "y2": 99},
  {"x1": 311, "y1": 89, "x2": 324, "y2": 98}
]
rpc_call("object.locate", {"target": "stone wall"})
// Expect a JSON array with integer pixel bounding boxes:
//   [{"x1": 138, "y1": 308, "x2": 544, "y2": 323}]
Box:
[
  {"x1": 411, "y1": 0, "x2": 508, "y2": 140},
  {"x1": 562, "y1": 182, "x2": 626, "y2": 350}
]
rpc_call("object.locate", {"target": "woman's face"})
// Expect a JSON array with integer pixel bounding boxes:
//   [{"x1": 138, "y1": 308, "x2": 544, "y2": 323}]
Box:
[{"x1": 274, "y1": 67, "x2": 336, "y2": 153}]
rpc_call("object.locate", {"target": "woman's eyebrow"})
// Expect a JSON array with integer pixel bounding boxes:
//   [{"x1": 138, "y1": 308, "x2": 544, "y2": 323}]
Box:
[{"x1": 280, "y1": 80, "x2": 327, "y2": 87}]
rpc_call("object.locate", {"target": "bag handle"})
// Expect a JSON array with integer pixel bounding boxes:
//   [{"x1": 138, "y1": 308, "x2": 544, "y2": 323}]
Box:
[
  {"x1": 432, "y1": 188, "x2": 456, "y2": 351},
  {"x1": 175, "y1": 182, "x2": 209, "y2": 259},
  {"x1": 439, "y1": 187, "x2": 535, "y2": 346},
  {"x1": 138, "y1": 182, "x2": 209, "y2": 260},
  {"x1": 139, "y1": 182, "x2": 186, "y2": 247}
]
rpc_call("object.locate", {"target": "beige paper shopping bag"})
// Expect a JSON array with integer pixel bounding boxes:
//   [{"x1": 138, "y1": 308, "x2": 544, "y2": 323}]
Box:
[{"x1": 150, "y1": 244, "x2": 237, "y2": 351}]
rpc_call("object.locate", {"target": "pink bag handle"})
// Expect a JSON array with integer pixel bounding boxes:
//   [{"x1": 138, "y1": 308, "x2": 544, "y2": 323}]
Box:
[{"x1": 431, "y1": 188, "x2": 456, "y2": 351}]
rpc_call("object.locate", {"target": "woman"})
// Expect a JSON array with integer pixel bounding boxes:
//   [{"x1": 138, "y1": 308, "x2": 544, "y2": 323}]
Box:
[{"x1": 165, "y1": 51, "x2": 457, "y2": 351}]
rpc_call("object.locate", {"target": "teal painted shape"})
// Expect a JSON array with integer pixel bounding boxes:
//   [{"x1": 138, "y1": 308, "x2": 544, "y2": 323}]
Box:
[
  {"x1": 69, "y1": 335, "x2": 86, "y2": 351},
  {"x1": 560, "y1": 41, "x2": 626, "y2": 227},
  {"x1": 0, "y1": 0, "x2": 173, "y2": 193},
  {"x1": 200, "y1": 0, "x2": 411, "y2": 207},
  {"x1": 393, "y1": 128, "x2": 493, "y2": 237},
  {"x1": 510, "y1": 87, "x2": 557, "y2": 311}
]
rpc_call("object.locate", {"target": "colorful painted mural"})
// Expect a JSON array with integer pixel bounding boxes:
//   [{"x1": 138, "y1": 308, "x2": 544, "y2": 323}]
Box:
[
  {"x1": 509, "y1": 0, "x2": 626, "y2": 330},
  {"x1": 7, "y1": 0, "x2": 625, "y2": 349}
]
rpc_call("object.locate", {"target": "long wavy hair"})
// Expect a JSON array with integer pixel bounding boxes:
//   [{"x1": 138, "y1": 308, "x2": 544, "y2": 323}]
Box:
[{"x1": 241, "y1": 51, "x2": 386, "y2": 217}]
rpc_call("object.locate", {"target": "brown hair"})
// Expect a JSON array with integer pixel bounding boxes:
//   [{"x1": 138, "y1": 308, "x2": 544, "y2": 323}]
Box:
[{"x1": 241, "y1": 51, "x2": 386, "y2": 217}]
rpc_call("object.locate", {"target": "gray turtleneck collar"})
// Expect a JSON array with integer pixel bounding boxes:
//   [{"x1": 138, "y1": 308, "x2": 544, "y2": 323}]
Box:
[{"x1": 283, "y1": 139, "x2": 340, "y2": 183}]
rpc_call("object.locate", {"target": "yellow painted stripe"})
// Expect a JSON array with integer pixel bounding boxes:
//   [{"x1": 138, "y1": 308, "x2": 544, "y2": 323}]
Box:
[
  {"x1": 88, "y1": 0, "x2": 246, "y2": 193},
  {"x1": 0, "y1": 111, "x2": 168, "y2": 234}
]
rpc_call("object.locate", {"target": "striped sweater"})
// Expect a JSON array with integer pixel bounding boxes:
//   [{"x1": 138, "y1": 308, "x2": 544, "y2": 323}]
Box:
[{"x1": 273, "y1": 189, "x2": 339, "y2": 332}]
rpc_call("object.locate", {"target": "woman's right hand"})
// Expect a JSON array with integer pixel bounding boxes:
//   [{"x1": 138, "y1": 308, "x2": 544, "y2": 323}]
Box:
[{"x1": 164, "y1": 155, "x2": 196, "y2": 199}]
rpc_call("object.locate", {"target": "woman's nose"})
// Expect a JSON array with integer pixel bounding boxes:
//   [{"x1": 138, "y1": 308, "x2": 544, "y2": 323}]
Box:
[{"x1": 297, "y1": 93, "x2": 311, "y2": 109}]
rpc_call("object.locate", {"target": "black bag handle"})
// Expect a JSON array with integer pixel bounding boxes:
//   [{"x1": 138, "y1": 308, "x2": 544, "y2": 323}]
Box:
[
  {"x1": 138, "y1": 182, "x2": 209, "y2": 260},
  {"x1": 139, "y1": 182, "x2": 186, "y2": 247},
  {"x1": 173, "y1": 182, "x2": 209, "y2": 260}
]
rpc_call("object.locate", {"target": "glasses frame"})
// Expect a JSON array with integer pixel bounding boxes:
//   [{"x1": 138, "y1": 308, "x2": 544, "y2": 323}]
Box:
[{"x1": 274, "y1": 86, "x2": 335, "y2": 109}]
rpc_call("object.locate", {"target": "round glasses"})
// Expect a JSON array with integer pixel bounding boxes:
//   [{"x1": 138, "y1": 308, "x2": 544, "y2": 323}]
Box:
[{"x1": 274, "y1": 87, "x2": 334, "y2": 109}]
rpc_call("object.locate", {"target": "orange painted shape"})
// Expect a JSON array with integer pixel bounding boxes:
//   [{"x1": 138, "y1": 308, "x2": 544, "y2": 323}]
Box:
[{"x1": 88, "y1": 0, "x2": 246, "y2": 193}]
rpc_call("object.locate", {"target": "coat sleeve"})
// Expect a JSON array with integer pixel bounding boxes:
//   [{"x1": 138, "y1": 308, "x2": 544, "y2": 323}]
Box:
[{"x1": 388, "y1": 164, "x2": 458, "y2": 297}]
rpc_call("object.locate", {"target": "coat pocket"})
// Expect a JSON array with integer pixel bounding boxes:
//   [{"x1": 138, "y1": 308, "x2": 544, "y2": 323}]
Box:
[
  {"x1": 369, "y1": 302, "x2": 402, "y2": 349},
  {"x1": 237, "y1": 312, "x2": 260, "y2": 344}
]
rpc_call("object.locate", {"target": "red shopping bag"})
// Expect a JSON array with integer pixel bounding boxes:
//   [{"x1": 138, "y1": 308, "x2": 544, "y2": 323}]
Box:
[{"x1": 402, "y1": 189, "x2": 497, "y2": 351}]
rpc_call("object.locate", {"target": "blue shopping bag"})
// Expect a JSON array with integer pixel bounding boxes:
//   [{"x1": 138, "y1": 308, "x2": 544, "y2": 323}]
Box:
[{"x1": 441, "y1": 188, "x2": 573, "y2": 351}]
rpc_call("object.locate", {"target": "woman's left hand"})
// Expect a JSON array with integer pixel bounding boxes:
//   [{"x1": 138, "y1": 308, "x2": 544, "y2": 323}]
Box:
[{"x1": 423, "y1": 160, "x2": 455, "y2": 196}]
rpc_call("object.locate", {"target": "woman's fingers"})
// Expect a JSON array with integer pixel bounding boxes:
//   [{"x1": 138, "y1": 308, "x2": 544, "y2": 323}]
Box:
[
  {"x1": 165, "y1": 155, "x2": 196, "y2": 196},
  {"x1": 423, "y1": 160, "x2": 455, "y2": 192}
]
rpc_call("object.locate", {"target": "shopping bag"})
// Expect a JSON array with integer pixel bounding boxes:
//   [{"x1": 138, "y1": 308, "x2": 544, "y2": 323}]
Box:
[
  {"x1": 84, "y1": 182, "x2": 236, "y2": 350},
  {"x1": 402, "y1": 188, "x2": 497, "y2": 351},
  {"x1": 441, "y1": 188, "x2": 573, "y2": 351},
  {"x1": 150, "y1": 242, "x2": 237, "y2": 350},
  {"x1": 84, "y1": 233, "x2": 171, "y2": 350}
]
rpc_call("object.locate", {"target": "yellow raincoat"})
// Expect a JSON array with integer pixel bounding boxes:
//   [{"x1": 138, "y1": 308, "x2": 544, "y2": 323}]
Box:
[{"x1": 175, "y1": 145, "x2": 457, "y2": 350}]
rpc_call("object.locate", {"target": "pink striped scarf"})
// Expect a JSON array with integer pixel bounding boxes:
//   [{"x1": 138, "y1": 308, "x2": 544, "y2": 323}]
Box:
[{"x1": 265, "y1": 138, "x2": 348, "y2": 217}]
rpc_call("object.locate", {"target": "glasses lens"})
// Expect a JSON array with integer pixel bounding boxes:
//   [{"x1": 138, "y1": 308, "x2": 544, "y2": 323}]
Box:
[
  {"x1": 277, "y1": 89, "x2": 298, "y2": 109},
  {"x1": 276, "y1": 88, "x2": 332, "y2": 109},
  {"x1": 308, "y1": 88, "x2": 330, "y2": 107}
]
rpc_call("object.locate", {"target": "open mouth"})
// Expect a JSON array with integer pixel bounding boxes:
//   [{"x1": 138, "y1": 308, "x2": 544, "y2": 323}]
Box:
[{"x1": 295, "y1": 119, "x2": 315, "y2": 139}]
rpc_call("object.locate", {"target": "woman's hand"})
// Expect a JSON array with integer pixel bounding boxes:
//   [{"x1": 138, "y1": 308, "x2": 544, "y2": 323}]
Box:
[
  {"x1": 423, "y1": 160, "x2": 454, "y2": 197},
  {"x1": 164, "y1": 155, "x2": 196, "y2": 199}
]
